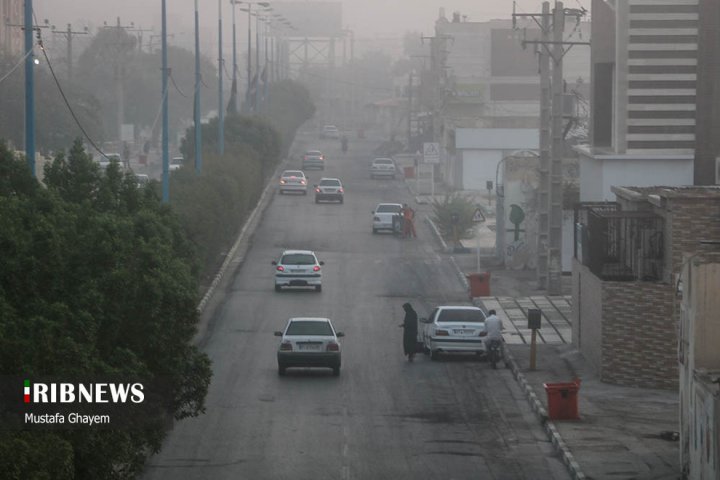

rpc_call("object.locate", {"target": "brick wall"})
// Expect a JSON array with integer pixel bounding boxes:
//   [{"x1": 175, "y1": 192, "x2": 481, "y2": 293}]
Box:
[
  {"x1": 601, "y1": 281, "x2": 678, "y2": 390},
  {"x1": 668, "y1": 198, "x2": 720, "y2": 275}
]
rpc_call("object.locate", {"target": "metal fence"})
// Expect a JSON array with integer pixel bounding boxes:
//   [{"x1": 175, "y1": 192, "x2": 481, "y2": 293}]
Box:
[{"x1": 575, "y1": 203, "x2": 665, "y2": 282}]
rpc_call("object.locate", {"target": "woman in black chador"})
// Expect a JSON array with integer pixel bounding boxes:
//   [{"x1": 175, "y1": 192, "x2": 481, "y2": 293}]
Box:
[{"x1": 399, "y1": 302, "x2": 418, "y2": 362}]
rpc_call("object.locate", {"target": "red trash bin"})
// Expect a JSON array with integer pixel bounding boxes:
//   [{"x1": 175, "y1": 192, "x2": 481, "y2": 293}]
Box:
[
  {"x1": 403, "y1": 166, "x2": 415, "y2": 178},
  {"x1": 544, "y1": 378, "x2": 581, "y2": 420},
  {"x1": 466, "y1": 272, "x2": 491, "y2": 297}
]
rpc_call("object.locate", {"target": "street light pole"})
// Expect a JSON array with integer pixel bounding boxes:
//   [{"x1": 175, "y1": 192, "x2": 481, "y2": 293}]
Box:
[
  {"x1": 161, "y1": 0, "x2": 169, "y2": 202},
  {"x1": 24, "y1": 0, "x2": 35, "y2": 176},
  {"x1": 217, "y1": 0, "x2": 225, "y2": 155},
  {"x1": 194, "y1": 0, "x2": 202, "y2": 173},
  {"x1": 231, "y1": 0, "x2": 238, "y2": 114}
]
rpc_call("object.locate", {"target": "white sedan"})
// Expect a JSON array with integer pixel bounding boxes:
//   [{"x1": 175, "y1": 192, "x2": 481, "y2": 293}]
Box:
[
  {"x1": 372, "y1": 203, "x2": 403, "y2": 234},
  {"x1": 420, "y1": 306, "x2": 487, "y2": 360},
  {"x1": 278, "y1": 170, "x2": 308, "y2": 195},
  {"x1": 370, "y1": 158, "x2": 396, "y2": 179}
]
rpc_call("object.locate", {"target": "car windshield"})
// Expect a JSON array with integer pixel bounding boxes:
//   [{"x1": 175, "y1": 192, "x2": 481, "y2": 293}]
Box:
[
  {"x1": 376, "y1": 204, "x2": 401, "y2": 213},
  {"x1": 281, "y1": 253, "x2": 316, "y2": 265},
  {"x1": 171, "y1": 158, "x2": 183, "y2": 165},
  {"x1": 286, "y1": 320, "x2": 334, "y2": 336},
  {"x1": 436, "y1": 309, "x2": 486, "y2": 323},
  {"x1": 320, "y1": 179, "x2": 341, "y2": 187}
]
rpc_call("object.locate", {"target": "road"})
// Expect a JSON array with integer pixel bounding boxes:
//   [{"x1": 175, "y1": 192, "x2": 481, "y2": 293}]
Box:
[{"x1": 143, "y1": 132, "x2": 569, "y2": 480}]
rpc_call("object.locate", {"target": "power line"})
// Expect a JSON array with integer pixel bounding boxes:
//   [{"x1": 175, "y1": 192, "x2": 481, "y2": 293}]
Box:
[{"x1": 0, "y1": 49, "x2": 34, "y2": 85}]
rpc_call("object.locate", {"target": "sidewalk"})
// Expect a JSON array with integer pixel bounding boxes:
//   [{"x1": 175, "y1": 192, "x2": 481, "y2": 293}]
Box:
[{"x1": 411, "y1": 176, "x2": 682, "y2": 480}]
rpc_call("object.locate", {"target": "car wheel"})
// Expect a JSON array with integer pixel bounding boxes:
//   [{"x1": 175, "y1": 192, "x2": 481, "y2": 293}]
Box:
[
  {"x1": 279, "y1": 190, "x2": 284, "y2": 195},
  {"x1": 315, "y1": 285, "x2": 322, "y2": 292},
  {"x1": 303, "y1": 191, "x2": 307, "y2": 196},
  {"x1": 430, "y1": 350, "x2": 440, "y2": 361},
  {"x1": 372, "y1": 228, "x2": 378, "y2": 234},
  {"x1": 332, "y1": 366, "x2": 340, "y2": 376},
  {"x1": 275, "y1": 285, "x2": 282, "y2": 292},
  {"x1": 315, "y1": 197, "x2": 320, "y2": 204},
  {"x1": 339, "y1": 198, "x2": 344, "y2": 204},
  {"x1": 278, "y1": 364, "x2": 286, "y2": 376}
]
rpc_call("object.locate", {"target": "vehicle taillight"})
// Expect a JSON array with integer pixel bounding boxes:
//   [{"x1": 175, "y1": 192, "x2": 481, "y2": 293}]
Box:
[
  {"x1": 435, "y1": 329, "x2": 449, "y2": 336},
  {"x1": 280, "y1": 179, "x2": 286, "y2": 184},
  {"x1": 374, "y1": 216, "x2": 381, "y2": 222},
  {"x1": 326, "y1": 342, "x2": 339, "y2": 351},
  {"x1": 315, "y1": 188, "x2": 321, "y2": 193},
  {"x1": 303, "y1": 156, "x2": 308, "y2": 160},
  {"x1": 313, "y1": 265, "x2": 321, "y2": 272},
  {"x1": 276, "y1": 265, "x2": 285, "y2": 271},
  {"x1": 338, "y1": 188, "x2": 344, "y2": 193},
  {"x1": 280, "y1": 342, "x2": 292, "y2": 351},
  {"x1": 300, "y1": 180, "x2": 306, "y2": 185},
  {"x1": 320, "y1": 155, "x2": 324, "y2": 160}
]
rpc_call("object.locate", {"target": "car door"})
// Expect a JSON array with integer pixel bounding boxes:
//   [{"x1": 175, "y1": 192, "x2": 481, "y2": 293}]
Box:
[{"x1": 421, "y1": 308, "x2": 439, "y2": 346}]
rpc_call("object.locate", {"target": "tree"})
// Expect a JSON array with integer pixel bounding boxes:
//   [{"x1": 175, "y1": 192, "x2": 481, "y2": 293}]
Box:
[
  {"x1": 432, "y1": 193, "x2": 478, "y2": 242},
  {"x1": 0, "y1": 141, "x2": 211, "y2": 479}
]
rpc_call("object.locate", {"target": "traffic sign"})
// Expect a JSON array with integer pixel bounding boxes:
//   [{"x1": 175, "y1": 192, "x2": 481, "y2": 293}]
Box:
[
  {"x1": 472, "y1": 207, "x2": 485, "y2": 223},
  {"x1": 423, "y1": 142, "x2": 440, "y2": 164}
]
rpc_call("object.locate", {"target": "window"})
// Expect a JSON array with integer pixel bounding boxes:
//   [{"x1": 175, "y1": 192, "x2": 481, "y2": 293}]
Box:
[
  {"x1": 376, "y1": 205, "x2": 402, "y2": 213},
  {"x1": 281, "y1": 254, "x2": 316, "y2": 265},
  {"x1": 320, "y1": 179, "x2": 341, "y2": 187},
  {"x1": 437, "y1": 309, "x2": 485, "y2": 323},
  {"x1": 286, "y1": 321, "x2": 334, "y2": 336}
]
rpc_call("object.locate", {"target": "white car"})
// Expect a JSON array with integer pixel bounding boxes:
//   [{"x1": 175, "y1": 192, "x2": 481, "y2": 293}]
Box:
[
  {"x1": 134, "y1": 174, "x2": 150, "y2": 187},
  {"x1": 320, "y1": 125, "x2": 340, "y2": 139},
  {"x1": 279, "y1": 170, "x2": 308, "y2": 195},
  {"x1": 420, "y1": 306, "x2": 487, "y2": 360},
  {"x1": 170, "y1": 156, "x2": 184, "y2": 172},
  {"x1": 370, "y1": 158, "x2": 396, "y2": 179},
  {"x1": 372, "y1": 203, "x2": 403, "y2": 234},
  {"x1": 272, "y1": 249, "x2": 324, "y2": 292},
  {"x1": 302, "y1": 150, "x2": 325, "y2": 170},
  {"x1": 98, "y1": 153, "x2": 128, "y2": 173},
  {"x1": 275, "y1": 317, "x2": 344, "y2": 376}
]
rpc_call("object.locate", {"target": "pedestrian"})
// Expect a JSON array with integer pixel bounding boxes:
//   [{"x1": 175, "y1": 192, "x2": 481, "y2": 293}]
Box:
[
  {"x1": 402, "y1": 203, "x2": 417, "y2": 239},
  {"x1": 399, "y1": 302, "x2": 418, "y2": 362},
  {"x1": 483, "y1": 309, "x2": 504, "y2": 361}
]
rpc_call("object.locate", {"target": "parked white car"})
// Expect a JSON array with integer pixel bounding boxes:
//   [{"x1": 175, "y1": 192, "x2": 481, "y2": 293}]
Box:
[
  {"x1": 275, "y1": 317, "x2": 344, "y2": 376},
  {"x1": 372, "y1": 203, "x2": 403, "y2": 234},
  {"x1": 170, "y1": 156, "x2": 184, "y2": 172},
  {"x1": 420, "y1": 306, "x2": 487, "y2": 360},
  {"x1": 272, "y1": 249, "x2": 324, "y2": 292},
  {"x1": 320, "y1": 125, "x2": 340, "y2": 139},
  {"x1": 370, "y1": 158, "x2": 396, "y2": 179}
]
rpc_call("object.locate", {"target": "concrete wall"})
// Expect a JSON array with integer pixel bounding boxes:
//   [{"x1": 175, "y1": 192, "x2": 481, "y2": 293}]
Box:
[
  {"x1": 462, "y1": 149, "x2": 502, "y2": 191},
  {"x1": 572, "y1": 260, "x2": 604, "y2": 373},
  {"x1": 601, "y1": 281, "x2": 677, "y2": 390}
]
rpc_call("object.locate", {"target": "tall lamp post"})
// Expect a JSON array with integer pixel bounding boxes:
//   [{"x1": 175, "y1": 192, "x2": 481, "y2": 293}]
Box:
[
  {"x1": 229, "y1": 0, "x2": 238, "y2": 114},
  {"x1": 217, "y1": 0, "x2": 224, "y2": 155},
  {"x1": 236, "y1": 2, "x2": 270, "y2": 112},
  {"x1": 24, "y1": 0, "x2": 35, "y2": 175},
  {"x1": 194, "y1": 0, "x2": 202, "y2": 173},
  {"x1": 161, "y1": 0, "x2": 169, "y2": 202}
]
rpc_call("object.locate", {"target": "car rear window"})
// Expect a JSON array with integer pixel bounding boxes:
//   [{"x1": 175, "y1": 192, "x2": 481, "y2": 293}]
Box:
[
  {"x1": 320, "y1": 179, "x2": 341, "y2": 186},
  {"x1": 374, "y1": 159, "x2": 393, "y2": 165},
  {"x1": 436, "y1": 309, "x2": 485, "y2": 323},
  {"x1": 281, "y1": 253, "x2": 316, "y2": 265},
  {"x1": 283, "y1": 171, "x2": 304, "y2": 177},
  {"x1": 305, "y1": 151, "x2": 322, "y2": 156},
  {"x1": 286, "y1": 321, "x2": 334, "y2": 336},
  {"x1": 376, "y1": 204, "x2": 401, "y2": 213}
]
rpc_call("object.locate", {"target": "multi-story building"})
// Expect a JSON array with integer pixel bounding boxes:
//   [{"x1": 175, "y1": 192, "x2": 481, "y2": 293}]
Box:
[
  {"x1": 577, "y1": 0, "x2": 699, "y2": 201},
  {"x1": 0, "y1": 0, "x2": 24, "y2": 57},
  {"x1": 694, "y1": 0, "x2": 720, "y2": 185}
]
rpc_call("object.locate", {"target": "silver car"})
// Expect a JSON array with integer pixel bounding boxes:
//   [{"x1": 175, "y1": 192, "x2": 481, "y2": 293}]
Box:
[
  {"x1": 275, "y1": 317, "x2": 344, "y2": 376},
  {"x1": 421, "y1": 306, "x2": 487, "y2": 360},
  {"x1": 370, "y1": 158, "x2": 396, "y2": 179},
  {"x1": 279, "y1": 170, "x2": 308, "y2": 195},
  {"x1": 314, "y1": 177, "x2": 344, "y2": 203},
  {"x1": 302, "y1": 150, "x2": 325, "y2": 170}
]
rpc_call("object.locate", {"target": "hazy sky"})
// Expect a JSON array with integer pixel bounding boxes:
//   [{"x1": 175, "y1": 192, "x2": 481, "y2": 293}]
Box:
[{"x1": 34, "y1": 0, "x2": 557, "y2": 40}]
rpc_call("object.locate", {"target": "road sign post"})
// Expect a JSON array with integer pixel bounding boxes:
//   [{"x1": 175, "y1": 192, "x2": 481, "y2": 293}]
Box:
[{"x1": 528, "y1": 309, "x2": 542, "y2": 370}]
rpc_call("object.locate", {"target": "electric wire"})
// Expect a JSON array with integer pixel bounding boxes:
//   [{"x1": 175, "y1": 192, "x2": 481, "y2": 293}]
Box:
[
  {"x1": 169, "y1": 71, "x2": 190, "y2": 98},
  {"x1": 0, "y1": 49, "x2": 33, "y2": 85}
]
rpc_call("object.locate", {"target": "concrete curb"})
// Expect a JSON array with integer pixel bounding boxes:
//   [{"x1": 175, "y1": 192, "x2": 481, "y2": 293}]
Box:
[
  {"x1": 425, "y1": 216, "x2": 450, "y2": 253},
  {"x1": 504, "y1": 349, "x2": 587, "y2": 480}
]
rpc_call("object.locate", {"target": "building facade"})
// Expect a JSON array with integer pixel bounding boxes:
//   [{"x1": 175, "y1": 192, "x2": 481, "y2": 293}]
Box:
[
  {"x1": 577, "y1": 0, "x2": 699, "y2": 201},
  {"x1": 0, "y1": 0, "x2": 24, "y2": 57}
]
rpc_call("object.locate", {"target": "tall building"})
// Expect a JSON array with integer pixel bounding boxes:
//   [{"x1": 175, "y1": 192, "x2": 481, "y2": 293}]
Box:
[
  {"x1": 577, "y1": 0, "x2": 699, "y2": 200},
  {"x1": 694, "y1": 0, "x2": 720, "y2": 185},
  {"x1": 0, "y1": 0, "x2": 24, "y2": 57}
]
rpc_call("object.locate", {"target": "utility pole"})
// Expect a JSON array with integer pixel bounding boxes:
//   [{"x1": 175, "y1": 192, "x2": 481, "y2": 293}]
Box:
[
  {"x1": 407, "y1": 71, "x2": 413, "y2": 150},
  {"x1": 102, "y1": 18, "x2": 135, "y2": 143},
  {"x1": 514, "y1": 2, "x2": 588, "y2": 294},
  {"x1": 51, "y1": 23, "x2": 88, "y2": 82}
]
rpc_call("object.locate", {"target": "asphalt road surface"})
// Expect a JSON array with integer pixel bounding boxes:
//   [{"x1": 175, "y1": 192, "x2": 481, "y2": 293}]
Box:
[{"x1": 143, "y1": 132, "x2": 569, "y2": 480}]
